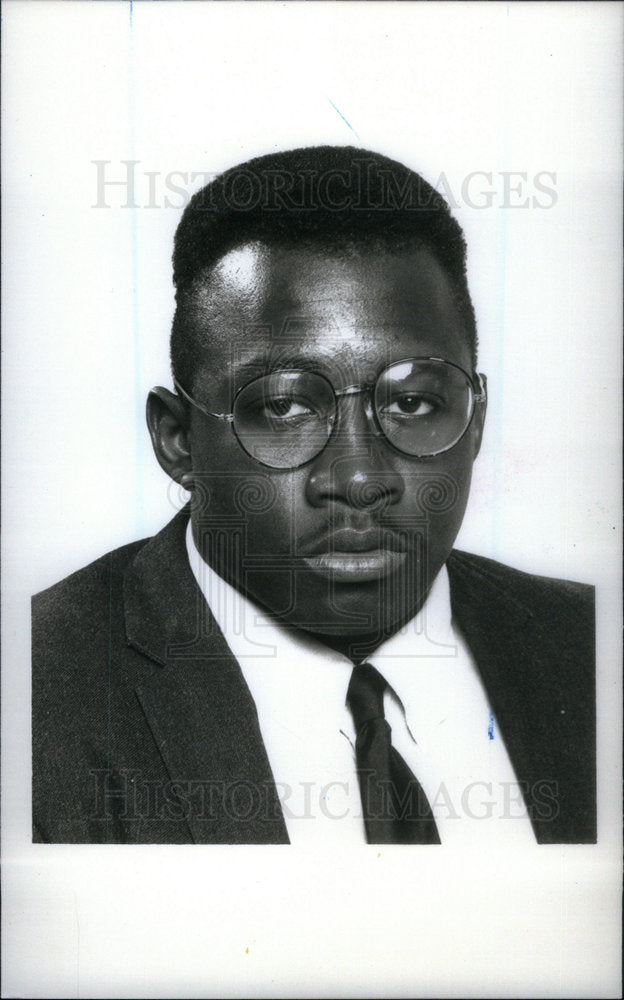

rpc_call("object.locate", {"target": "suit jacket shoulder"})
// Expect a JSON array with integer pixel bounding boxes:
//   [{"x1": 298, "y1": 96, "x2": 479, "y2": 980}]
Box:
[
  {"x1": 449, "y1": 547, "x2": 594, "y2": 604},
  {"x1": 448, "y1": 548, "x2": 594, "y2": 640},
  {"x1": 33, "y1": 537, "x2": 147, "y2": 641}
]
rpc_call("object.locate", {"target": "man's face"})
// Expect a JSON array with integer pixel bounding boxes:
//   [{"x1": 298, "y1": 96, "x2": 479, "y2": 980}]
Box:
[{"x1": 182, "y1": 241, "x2": 484, "y2": 649}]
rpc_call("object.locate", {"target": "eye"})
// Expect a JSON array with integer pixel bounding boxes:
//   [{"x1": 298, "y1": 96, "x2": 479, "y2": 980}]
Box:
[
  {"x1": 382, "y1": 393, "x2": 440, "y2": 417},
  {"x1": 262, "y1": 396, "x2": 317, "y2": 420}
]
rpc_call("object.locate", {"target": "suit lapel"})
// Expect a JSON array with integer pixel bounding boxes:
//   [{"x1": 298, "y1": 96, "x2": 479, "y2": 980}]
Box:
[
  {"x1": 447, "y1": 551, "x2": 594, "y2": 843},
  {"x1": 123, "y1": 509, "x2": 289, "y2": 844}
]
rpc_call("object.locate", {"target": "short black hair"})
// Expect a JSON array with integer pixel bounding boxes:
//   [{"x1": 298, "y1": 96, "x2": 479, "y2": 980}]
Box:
[{"x1": 171, "y1": 145, "x2": 477, "y2": 388}]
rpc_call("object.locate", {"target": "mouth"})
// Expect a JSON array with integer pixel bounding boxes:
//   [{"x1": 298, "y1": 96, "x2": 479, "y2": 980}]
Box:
[
  {"x1": 302, "y1": 549, "x2": 408, "y2": 582},
  {"x1": 301, "y1": 527, "x2": 409, "y2": 582}
]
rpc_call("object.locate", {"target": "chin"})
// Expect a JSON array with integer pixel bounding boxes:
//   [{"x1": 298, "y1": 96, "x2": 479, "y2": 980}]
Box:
[{"x1": 289, "y1": 582, "x2": 422, "y2": 640}]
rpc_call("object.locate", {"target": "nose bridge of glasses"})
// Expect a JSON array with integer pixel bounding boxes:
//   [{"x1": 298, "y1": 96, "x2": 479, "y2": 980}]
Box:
[
  {"x1": 330, "y1": 381, "x2": 381, "y2": 439},
  {"x1": 334, "y1": 383, "x2": 371, "y2": 399}
]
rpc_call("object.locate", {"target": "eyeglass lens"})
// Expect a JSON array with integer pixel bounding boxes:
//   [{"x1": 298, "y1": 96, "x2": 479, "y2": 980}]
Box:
[{"x1": 232, "y1": 360, "x2": 475, "y2": 469}]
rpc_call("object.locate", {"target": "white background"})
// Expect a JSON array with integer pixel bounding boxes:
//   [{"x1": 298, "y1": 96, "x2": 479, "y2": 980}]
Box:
[{"x1": 2, "y1": 2, "x2": 622, "y2": 997}]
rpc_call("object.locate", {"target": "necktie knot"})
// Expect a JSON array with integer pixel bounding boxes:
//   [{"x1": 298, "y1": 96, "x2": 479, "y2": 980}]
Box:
[{"x1": 346, "y1": 663, "x2": 387, "y2": 733}]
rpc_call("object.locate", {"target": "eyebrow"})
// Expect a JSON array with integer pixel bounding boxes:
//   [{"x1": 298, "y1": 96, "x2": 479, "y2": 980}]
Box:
[{"x1": 231, "y1": 352, "x2": 334, "y2": 387}]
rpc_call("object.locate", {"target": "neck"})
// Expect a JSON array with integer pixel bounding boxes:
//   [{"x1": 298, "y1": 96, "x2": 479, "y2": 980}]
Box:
[{"x1": 305, "y1": 625, "x2": 405, "y2": 664}]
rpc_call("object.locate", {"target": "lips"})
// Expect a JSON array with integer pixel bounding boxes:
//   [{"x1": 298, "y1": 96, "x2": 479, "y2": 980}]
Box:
[{"x1": 301, "y1": 527, "x2": 409, "y2": 582}]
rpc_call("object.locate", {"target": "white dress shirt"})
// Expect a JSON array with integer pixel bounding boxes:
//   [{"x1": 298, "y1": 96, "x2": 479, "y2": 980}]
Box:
[{"x1": 186, "y1": 522, "x2": 535, "y2": 845}]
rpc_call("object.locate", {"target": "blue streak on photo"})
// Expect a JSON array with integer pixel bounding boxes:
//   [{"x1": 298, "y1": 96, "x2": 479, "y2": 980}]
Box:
[
  {"x1": 327, "y1": 97, "x2": 360, "y2": 140},
  {"x1": 488, "y1": 710, "x2": 495, "y2": 740},
  {"x1": 127, "y1": 0, "x2": 142, "y2": 536}
]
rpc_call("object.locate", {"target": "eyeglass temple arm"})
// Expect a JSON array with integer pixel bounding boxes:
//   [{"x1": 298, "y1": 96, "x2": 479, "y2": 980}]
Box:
[{"x1": 173, "y1": 378, "x2": 235, "y2": 422}]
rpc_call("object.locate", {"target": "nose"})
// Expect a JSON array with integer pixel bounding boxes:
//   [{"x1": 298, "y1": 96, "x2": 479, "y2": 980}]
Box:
[{"x1": 304, "y1": 393, "x2": 405, "y2": 511}]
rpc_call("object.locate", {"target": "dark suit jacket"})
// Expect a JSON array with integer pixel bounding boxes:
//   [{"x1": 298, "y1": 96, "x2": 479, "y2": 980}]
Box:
[{"x1": 32, "y1": 508, "x2": 596, "y2": 844}]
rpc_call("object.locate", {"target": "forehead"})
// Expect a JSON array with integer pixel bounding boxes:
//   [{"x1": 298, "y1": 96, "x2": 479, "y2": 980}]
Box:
[{"x1": 185, "y1": 241, "x2": 471, "y2": 381}]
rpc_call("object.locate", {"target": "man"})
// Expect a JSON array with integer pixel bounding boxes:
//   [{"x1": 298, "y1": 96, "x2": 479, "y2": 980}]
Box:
[{"x1": 32, "y1": 146, "x2": 596, "y2": 845}]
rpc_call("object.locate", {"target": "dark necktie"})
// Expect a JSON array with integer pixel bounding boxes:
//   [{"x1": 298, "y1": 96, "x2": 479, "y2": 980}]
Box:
[{"x1": 347, "y1": 663, "x2": 441, "y2": 844}]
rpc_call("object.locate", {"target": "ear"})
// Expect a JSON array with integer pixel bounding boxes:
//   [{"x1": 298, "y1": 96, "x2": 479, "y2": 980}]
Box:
[
  {"x1": 471, "y1": 377, "x2": 488, "y2": 460},
  {"x1": 146, "y1": 387, "x2": 194, "y2": 488}
]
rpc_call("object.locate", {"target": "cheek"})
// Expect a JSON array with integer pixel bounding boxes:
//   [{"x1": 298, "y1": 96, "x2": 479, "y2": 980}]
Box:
[
  {"x1": 393, "y1": 451, "x2": 474, "y2": 543},
  {"x1": 191, "y1": 455, "x2": 309, "y2": 557},
  {"x1": 242, "y1": 481, "x2": 299, "y2": 556},
  {"x1": 427, "y1": 452, "x2": 474, "y2": 549}
]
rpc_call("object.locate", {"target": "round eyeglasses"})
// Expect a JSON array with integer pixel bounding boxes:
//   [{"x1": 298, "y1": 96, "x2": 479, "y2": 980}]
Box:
[{"x1": 174, "y1": 357, "x2": 487, "y2": 470}]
